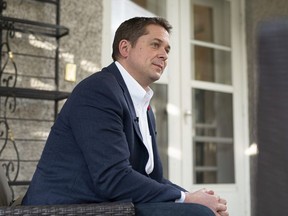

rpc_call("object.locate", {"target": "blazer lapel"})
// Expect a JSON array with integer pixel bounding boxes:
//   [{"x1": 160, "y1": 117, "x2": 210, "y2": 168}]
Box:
[
  {"x1": 106, "y1": 63, "x2": 143, "y2": 141},
  {"x1": 124, "y1": 92, "x2": 143, "y2": 141}
]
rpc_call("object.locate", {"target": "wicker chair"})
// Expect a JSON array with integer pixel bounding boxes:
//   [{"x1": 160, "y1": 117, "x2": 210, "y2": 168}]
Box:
[
  {"x1": 0, "y1": 202, "x2": 135, "y2": 216},
  {"x1": 0, "y1": 166, "x2": 135, "y2": 216}
]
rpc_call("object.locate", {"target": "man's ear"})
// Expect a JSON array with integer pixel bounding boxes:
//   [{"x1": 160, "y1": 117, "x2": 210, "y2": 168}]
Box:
[{"x1": 118, "y1": 39, "x2": 130, "y2": 58}]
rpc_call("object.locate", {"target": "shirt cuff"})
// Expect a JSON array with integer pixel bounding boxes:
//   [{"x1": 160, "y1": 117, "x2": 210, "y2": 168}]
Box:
[{"x1": 175, "y1": 191, "x2": 186, "y2": 203}]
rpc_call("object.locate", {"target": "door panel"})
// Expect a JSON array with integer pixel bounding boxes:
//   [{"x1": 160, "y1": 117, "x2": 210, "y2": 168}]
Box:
[{"x1": 178, "y1": 0, "x2": 249, "y2": 215}]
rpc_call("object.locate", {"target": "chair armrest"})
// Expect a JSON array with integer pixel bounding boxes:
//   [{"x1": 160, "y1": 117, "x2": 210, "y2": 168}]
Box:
[{"x1": 0, "y1": 202, "x2": 135, "y2": 216}]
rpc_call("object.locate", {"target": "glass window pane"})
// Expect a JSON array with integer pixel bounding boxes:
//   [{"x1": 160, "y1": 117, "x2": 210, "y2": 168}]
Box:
[
  {"x1": 192, "y1": 1, "x2": 231, "y2": 46},
  {"x1": 193, "y1": 89, "x2": 233, "y2": 137},
  {"x1": 151, "y1": 83, "x2": 168, "y2": 178},
  {"x1": 193, "y1": 89, "x2": 235, "y2": 183},
  {"x1": 130, "y1": 0, "x2": 166, "y2": 17},
  {"x1": 193, "y1": 4, "x2": 213, "y2": 43},
  {"x1": 196, "y1": 170, "x2": 217, "y2": 184},
  {"x1": 194, "y1": 141, "x2": 234, "y2": 184},
  {"x1": 193, "y1": 45, "x2": 231, "y2": 84}
]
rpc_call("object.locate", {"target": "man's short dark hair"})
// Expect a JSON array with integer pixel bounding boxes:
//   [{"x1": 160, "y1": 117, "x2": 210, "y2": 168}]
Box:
[{"x1": 112, "y1": 17, "x2": 172, "y2": 61}]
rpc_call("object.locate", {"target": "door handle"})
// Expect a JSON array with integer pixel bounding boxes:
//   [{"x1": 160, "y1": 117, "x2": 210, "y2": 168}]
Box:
[{"x1": 184, "y1": 110, "x2": 192, "y2": 117}]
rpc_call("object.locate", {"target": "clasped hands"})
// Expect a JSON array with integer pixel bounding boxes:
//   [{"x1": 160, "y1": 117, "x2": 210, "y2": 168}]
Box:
[{"x1": 184, "y1": 188, "x2": 229, "y2": 216}]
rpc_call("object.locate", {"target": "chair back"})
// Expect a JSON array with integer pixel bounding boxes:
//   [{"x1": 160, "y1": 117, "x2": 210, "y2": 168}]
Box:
[{"x1": 0, "y1": 165, "x2": 12, "y2": 206}]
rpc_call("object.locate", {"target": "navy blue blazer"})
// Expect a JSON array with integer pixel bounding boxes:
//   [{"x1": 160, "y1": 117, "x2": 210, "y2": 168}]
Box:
[{"x1": 22, "y1": 62, "x2": 185, "y2": 205}]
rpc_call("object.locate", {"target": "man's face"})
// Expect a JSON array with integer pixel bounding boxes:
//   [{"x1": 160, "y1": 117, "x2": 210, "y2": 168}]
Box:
[{"x1": 125, "y1": 24, "x2": 170, "y2": 89}]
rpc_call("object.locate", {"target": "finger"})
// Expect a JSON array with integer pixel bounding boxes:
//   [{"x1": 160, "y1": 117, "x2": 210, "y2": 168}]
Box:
[
  {"x1": 217, "y1": 203, "x2": 227, "y2": 212},
  {"x1": 218, "y1": 211, "x2": 229, "y2": 216},
  {"x1": 200, "y1": 188, "x2": 212, "y2": 194},
  {"x1": 216, "y1": 211, "x2": 229, "y2": 216},
  {"x1": 219, "y1": 197, "x2": 227, "y2": 205},
  {"x1": 204, "y1": 189, "x2": 215, "y2": 195}
]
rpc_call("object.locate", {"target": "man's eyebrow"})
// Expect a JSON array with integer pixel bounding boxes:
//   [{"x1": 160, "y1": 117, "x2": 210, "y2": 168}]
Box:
[{"x1": 153, "y1": 38, "x2": 171, "y2": 51}]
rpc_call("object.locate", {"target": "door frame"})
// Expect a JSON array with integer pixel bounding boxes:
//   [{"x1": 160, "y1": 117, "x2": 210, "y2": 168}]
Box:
[{"x1": 166, "y1": 0, "x2": 251, "y2": 215}]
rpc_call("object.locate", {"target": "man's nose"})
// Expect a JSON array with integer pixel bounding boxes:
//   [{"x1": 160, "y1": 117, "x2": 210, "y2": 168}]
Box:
[{"x1": 158, "y1": 48, "x2": 169, "y2": 60}]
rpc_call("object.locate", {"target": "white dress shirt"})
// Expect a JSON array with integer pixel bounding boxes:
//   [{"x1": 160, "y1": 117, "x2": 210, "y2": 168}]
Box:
[{"x1": 115, "y1": 61, "x2": 154, "y2": 174}]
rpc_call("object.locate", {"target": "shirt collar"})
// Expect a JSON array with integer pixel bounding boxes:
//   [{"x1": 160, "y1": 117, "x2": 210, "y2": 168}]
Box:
[{"x1": 115, "y1": 61, "x2": 153, "y2": 109}]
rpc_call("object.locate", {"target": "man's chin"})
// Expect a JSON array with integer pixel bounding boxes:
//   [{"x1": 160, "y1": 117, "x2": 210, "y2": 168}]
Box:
[{"x1": 152, "y1": 75, "x2": 162, "y2": 82}]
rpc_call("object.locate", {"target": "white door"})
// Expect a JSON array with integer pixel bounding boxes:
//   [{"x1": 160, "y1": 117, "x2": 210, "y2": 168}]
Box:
[
  {"x1": 173, "y1": 0, "x2": 250, "y2": 215},
  {"x1": 103, "y1": 0, "x2": 250, "y2": 215}
]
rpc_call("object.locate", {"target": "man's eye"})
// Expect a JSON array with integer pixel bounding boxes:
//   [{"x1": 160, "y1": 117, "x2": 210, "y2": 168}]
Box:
[{"x1": 152, "y1": 42, "x2": 160, "y2": 48}]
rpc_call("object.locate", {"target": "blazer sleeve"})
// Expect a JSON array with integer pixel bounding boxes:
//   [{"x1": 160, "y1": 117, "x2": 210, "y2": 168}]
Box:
[{"x1": 65, "y1": 72, "x2": 182, "y2": 203}]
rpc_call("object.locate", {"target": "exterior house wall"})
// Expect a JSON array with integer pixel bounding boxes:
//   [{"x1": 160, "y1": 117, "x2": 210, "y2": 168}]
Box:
[{"x1": 0, "y1": 0, "x2": 103, "y2": 197}]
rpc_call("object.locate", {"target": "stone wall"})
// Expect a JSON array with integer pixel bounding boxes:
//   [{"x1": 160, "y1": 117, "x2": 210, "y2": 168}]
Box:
[{"x1": 0, "y1": 0, "x2": 103, "y2": 198}]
